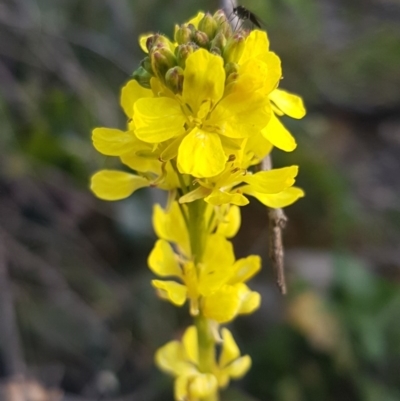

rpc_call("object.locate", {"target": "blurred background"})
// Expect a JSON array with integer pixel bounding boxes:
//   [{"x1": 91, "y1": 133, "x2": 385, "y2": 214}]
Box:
[{"x1": 0, "y1": 0, "x2": 399, "y2": 400}]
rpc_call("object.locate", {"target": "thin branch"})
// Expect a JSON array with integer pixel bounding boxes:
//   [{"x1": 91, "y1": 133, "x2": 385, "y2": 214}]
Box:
[{"x1": 262, "y1": 156, "x2": 288, "y2": 295}]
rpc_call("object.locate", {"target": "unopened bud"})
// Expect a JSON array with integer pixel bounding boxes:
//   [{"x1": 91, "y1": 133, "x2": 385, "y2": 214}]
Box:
[
  {"x1": 175, "y1": 25, "x2": 192, "y2": 44},
  {"x1": 223, "y1": 33, "x2": 246, "y2": 63},
  {"x1": 210, "y1": 32, "x2": 226, "y2": 52},
  {"x1": 146, "y1": 34, "x2": 174, "y2": 53},
  {"x1": 198, "y1": 13, "x2": 218, "y2": 40},
  {"x1": 176, "y1": 43, "x2": 198, "y2": 69},
  {"x1": 224, "y1": 62, "x2": 239, "y2": 77},
  {"x1": 213, "y1": 9, "x2": 233, "y2": 38},
  {"x1": 192, "y1": 30, "x2": 209, "y2": 48},
  {"x1": 151, "y1": 46, "x2": 177, "y2": 82},
  {"x1": 165, "y1": 66, "x2": 184, "y2": 94}
]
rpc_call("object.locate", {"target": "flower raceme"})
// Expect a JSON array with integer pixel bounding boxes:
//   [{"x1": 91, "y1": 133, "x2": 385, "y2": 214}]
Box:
[
  {"x1": 90, "y1": 9, "x2": 306, "y2": 401},
  {"x1": 90, "y1": 10, "x2": 305, "y2": 207}
]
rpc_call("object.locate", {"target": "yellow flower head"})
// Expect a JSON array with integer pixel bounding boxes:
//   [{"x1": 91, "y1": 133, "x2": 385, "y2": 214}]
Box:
[
  {"x1": 149, "y1": 231, "x2": 261, "y2": 322},
  {"x1": 90, "y1": 10, "x2": 306, "y2": 203},
  {"x1": 155, "y1": 326, "x2": 251, "y2": 400}
]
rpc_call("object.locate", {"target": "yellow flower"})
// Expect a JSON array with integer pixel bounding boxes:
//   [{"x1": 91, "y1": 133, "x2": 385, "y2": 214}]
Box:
[
  {"x1": 155, "y1": 326, "x2": 251, "y2": 400},
  {"x1": 180, "y1": 163, "x2": 303, "y2": 208},
  {"x1": 227, "y1": 29, "x2": 306, "y2": 153},
  {"x1": 149, "y1": 231, "x2": 261, "y2": 322},
  {"x1": 133, "y1": 48, "x2": 271, "y2": 178}
]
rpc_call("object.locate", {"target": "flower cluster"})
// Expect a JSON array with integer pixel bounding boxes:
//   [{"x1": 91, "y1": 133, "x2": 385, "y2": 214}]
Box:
[{"x1": 90, "y1": 9, "x2": 306, "y2": 401}]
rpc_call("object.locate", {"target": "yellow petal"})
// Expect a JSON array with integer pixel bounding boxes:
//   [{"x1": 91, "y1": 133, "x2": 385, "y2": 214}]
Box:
[
  {"x1": 239, "y1": 30, "x2": 270, "y2": 63},
  {"x1": 228, "y1": 255, "x2": 261, "y2": 285},
  {"x1": 152, "y1": 280, "x2": 187, "y2": 306},
  {"x1": 216, "y1": 205, "x2": 241, "y2": 238},
  {"x1": 90, "y1": 170, "x2": 149, "y2": 201},
  {"x1": 179, "y1": 186, "x2": 212, "y2": 203},
  {"x1": 219, "y1": 328, "x2": 240, "y2": 368},
  {"x1": 177, "y1": 128, "x2": 226, "y2": 178},
  {"x1": 139, "y1": 34, "x2": 153, "y2": 53},
  {"x1": 205, "y1": 190, "x2": 249, "y2": 206},
  {"x1": 182, "y1": 326, "x2": 198, "y2": 365},
  {"x1": 153, "y1": 202, "x2": 190, "y2": 256},
  {"x1": 237, "y1": 52, "x2": 281, "y2": 95},
  {"x1": 182, "y1": 49, "x2": 225, "y2": 115},
  {"x1": 185, "y1": 12, "x2": 205, "y2": 28},
  {"x1": 243, "y1": 132, "x2": 273, "y2": 167},
  {"x1": 92, "y1": 128, "x2": 135, "y2": 156},
  {"x1": 121, "y1": 79, "x2": 153, "y2": 118},
  {"x1": 237, "y1": 285, "x2": 261, "y2": 315},
  {"x1": 224, "y1": 355, "x2": 251, "y2": 379},
  {"x1": 134, "y1": 97, "x2": 186, "y2": 143},
  {"x1": 198, "y1": 239, "x2": 236, "y2": 294},
  {"x1": 202, "y1": 234, "x2": 235, "y2": 271},
  {"x1": 148, "y1": 239, "x2": 182, "y2": 278},
  {"x1": 120, "y1": 152, "x2": 162, "y2": 174},
  {"x1": 175, "y1": 375, "x2": 189, "y2": 401},
  {"x1": 189, "y1": 374, "x2": 218, "y2": 399},
  {"x1": 202, "y1": 285, "x2": 241, "y2": 323},
  {"x1": 155, "y1": 341, "x2": 184, "y2": 375},
  {"x1": 242, "y1": 186, "x2": 305, "y2": 208},
  {"x1": 269, "y1": 89, "x2": 306, "y2": 119},
  {"x1": 261, "y1": 113, "x2": 297, "y2": 152},
  {"x1": 211, "y1": 91, "x2": 271, "y2": 139},
  {"x1": 242, "y1": 166, "x2": 298, "y2": 194}
]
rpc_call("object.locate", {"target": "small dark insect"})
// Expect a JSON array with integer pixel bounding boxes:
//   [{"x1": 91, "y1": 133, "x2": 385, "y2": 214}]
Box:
[{"x1": 233, "y1": 5, "x2": 262, "y2": 28}]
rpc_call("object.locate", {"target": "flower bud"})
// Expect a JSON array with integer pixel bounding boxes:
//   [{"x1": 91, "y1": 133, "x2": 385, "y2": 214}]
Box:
[
  {"x1": 132, "y1": 66, "x2": 152, "y2": 88},
  {"x1": 151, "y1": 46, "x2": 177, "y2": 81},
  {"x1": 225, "y1": 71, "x2": 239, "y2": 87},
  {"x1": 192, "y1": 30, "x2": 209, "y2": 48},
  {"x1": 213, "y1": 9, "x2": 233, "y2": 38},
  {"x1": 175, "y1": 24, "x2": 192, "y2": 44},
  {"x1": 146, "y1": 34, "x2": 174, "y2": 53},
  {"x1": 223, "y1": 33, "x2": 246, "y2": 63},
  {"x1": 224, "y1": 62, "x2": 239, "y2": 77},
  {"x1": 210, "y1": 31, "x2": 226, "y2": 52},
  {"x1": 165, "y1": 66, "x2": 184, "y2": 94},
  {"x1": 176, "y1": 43, "x2": 198, "y2": 69},
  {"x1": 198, "y1": 13, "x2": 218, "y2": 40}
]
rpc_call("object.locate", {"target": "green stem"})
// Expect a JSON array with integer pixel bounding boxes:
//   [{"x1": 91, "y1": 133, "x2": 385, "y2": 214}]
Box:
[
  {"x1": 187, "y1": 198, "x2": 206, "y2": 265},
  {"x1": 186, "y1": 199, "x2": 219, "y2": 401}
]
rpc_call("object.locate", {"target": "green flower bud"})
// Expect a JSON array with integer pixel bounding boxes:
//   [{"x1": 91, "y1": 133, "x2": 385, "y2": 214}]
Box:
[
  {"x1": 210, "y1": 31, "x2": 226, "y2": 52},
  {"x1": 151, "y1": 46, "x2": 177, "y2": 82},
  {"x1": 213, "y1": 9, "x2": 233, "y2": 38},
  {"x1": 175, "y1": 24, "x2": 192, "y2": 44},
  {"x1": 225, "y1": 71, "x2": 239, "y2": 87},
  {"x1": 176, "y1": 43, "x2": 198, "y2": 69},
  {"x1": 198, "y1": 13, "x2": 218, "y2": 40},
  {"x1": 132, "y1": 66, "x2": 152, "y2": 88},
  {"x1": 192, "y1": 30, "x2": 209, "y2": 48},
  {"x1": 223, "y1": 33, "x2": 246, "y2": 63},
  {"x1": 224, "y1": 62, "x2": 239, "y2": 77},
  {"x1": 224, "y1": 64, "x2": 239, "y2": 89},
  {"x1": 165, "y1": 66, "x2": 184, "y2": 94}
]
